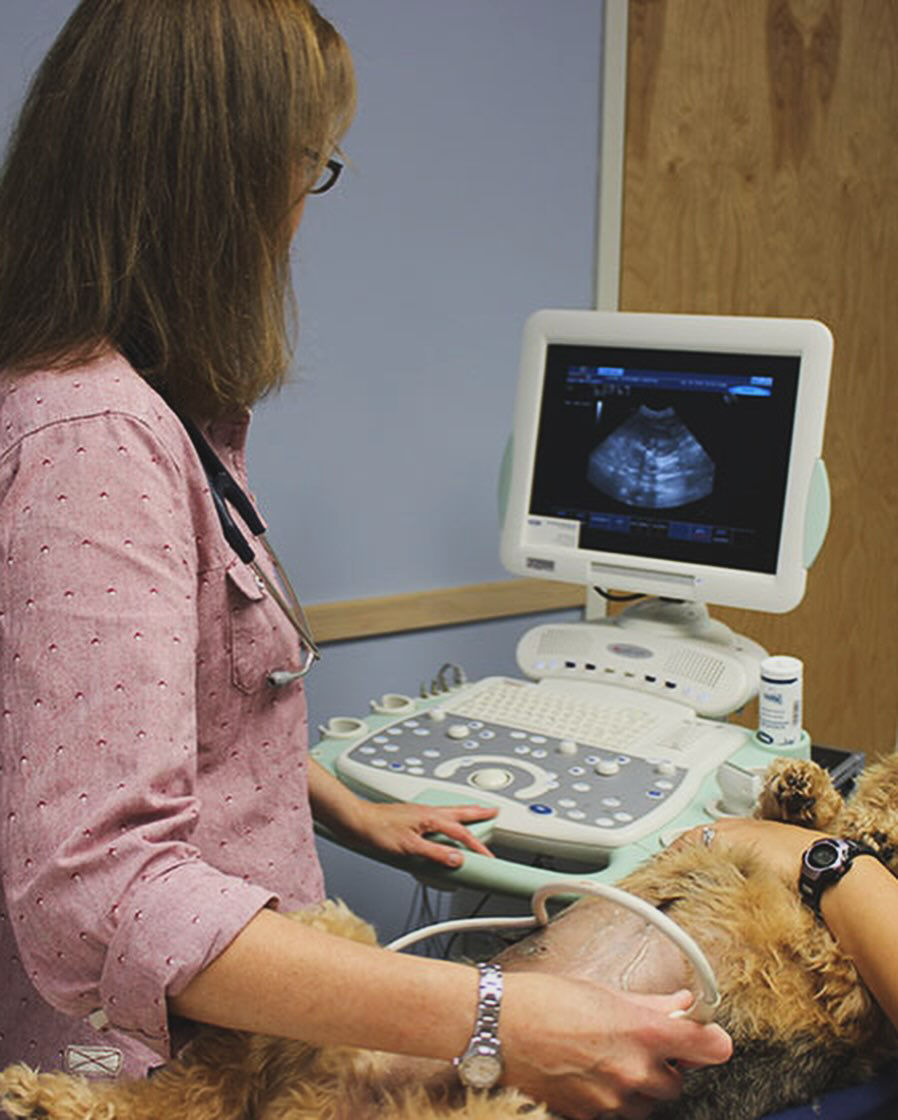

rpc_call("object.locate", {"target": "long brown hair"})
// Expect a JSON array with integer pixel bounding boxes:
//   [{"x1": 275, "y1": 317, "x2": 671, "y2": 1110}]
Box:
[{"x1": 0, "y1": 0, "x2": 355, "y2": 418}]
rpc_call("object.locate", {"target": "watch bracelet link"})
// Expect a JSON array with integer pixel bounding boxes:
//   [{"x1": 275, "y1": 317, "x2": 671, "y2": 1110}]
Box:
[{"x1": 471, "y1": 961, "x2": 502, "y2": 1042}]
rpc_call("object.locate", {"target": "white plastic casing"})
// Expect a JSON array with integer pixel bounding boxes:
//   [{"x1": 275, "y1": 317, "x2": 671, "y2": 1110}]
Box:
[{"x1": 515, "y1": 620, "x2": 768, "y2": 718}]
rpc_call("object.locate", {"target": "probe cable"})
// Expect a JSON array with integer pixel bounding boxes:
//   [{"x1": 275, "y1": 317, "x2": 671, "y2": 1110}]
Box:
[{"x1": 385, "y1": 879, "x2": 721, "y2": 1023}]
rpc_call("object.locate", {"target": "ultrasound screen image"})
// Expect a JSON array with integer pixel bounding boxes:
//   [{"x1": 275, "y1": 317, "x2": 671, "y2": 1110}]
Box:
[
  {"x1": 529, "y1": 344, "x2": 801, "y2": 574},
  {"x1": 587, "y1": 404, "x2": 715, "y2": 509}
]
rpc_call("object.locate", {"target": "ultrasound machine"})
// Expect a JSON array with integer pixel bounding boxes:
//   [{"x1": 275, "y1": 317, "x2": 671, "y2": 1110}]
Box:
[
  {"x1": 313, "y1": 308, "x2": 837, "y2": 897},
  {"x1": 314, "y1": 308, "x2": 898, "y2": 1117}
]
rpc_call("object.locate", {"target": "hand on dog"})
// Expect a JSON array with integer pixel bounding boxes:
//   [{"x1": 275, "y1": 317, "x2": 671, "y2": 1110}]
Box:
[
  {"x1": 500, "y1": 974, "x2": 732, "y2": 1120},
  {"x1": 676, "y1": 818, "x2": 829, "y2": 884},
  {"x1": 339, "y1": 799, "x2": 498, "y2": 867}
]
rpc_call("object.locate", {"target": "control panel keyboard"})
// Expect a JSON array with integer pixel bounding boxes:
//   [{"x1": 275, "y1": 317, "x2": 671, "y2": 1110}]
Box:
[{"x1": 333, "y1": 677, "x2": 749, "y2": 858}]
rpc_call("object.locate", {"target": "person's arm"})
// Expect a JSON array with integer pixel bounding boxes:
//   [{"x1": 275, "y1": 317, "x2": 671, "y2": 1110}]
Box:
[
  {"x1": 169, "y1": 904, "x2": 732, "y2": 1119},
  {"x1": 818, "y1": 855, "x2": 898, "y2": 1027},
  {"x1": 307, "y1": 757, "x2": 498, "y2": 867},
  {"x1": 683, "y1": 818, "x2": 898, "y2": 1029}
]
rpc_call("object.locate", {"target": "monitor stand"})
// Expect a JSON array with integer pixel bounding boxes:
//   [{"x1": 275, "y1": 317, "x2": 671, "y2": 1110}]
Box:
[{"x1": 611, "y1": 597, "x2": 741, "y2": 647}]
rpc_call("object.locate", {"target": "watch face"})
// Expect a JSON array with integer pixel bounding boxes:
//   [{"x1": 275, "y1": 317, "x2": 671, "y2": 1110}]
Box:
[
  {"x1": 807, "y1": 842, "x2": 840, "y2": 870},
  {"x1": 459, "y1": 1053, "x2": 502, "y2": 1091}
]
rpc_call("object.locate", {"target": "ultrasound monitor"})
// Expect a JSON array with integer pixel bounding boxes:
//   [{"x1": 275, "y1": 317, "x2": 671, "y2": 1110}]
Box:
[{"x1": 500, "y1": 310, "x2": 833, "y2": 614}]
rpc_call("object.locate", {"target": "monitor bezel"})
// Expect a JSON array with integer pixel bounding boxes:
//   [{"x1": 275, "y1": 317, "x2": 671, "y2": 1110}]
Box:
[{"x1": 500, "y1": 310, "x2": 833, "y2": 613}]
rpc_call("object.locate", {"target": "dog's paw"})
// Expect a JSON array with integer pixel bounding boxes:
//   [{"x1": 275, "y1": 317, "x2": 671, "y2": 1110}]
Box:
[{"x1": 756, "y1": 758, "x2": 843, "y2": 829}]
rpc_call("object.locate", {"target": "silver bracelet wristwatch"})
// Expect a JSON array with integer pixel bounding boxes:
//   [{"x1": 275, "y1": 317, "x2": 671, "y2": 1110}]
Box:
[{"x1": 453, "y1": 962, "x2": 504, "y2": 1091}]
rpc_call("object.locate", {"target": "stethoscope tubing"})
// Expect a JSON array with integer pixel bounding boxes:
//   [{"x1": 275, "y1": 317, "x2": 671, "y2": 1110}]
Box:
[{"x1": 181, "y1": 417, "x2": 320, "y2": 682}]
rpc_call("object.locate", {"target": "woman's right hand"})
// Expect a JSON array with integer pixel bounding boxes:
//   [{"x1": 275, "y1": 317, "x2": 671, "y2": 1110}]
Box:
[{"x1": 499, "y1": 972, "x2": 732, "y2": 1120}]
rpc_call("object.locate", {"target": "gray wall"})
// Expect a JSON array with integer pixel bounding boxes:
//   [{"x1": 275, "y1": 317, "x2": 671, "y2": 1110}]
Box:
[{"x1": 1, "y1": 1, "x2": 602, "y2": 940}]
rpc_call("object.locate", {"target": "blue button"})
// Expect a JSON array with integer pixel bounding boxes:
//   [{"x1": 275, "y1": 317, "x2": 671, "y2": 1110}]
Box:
[
  {"x1": 388, "y1": 761, "x2": 404, "y2": 770},
  {"x1": 529, "y1": 803, "x2": 554, "y2": 815},
  {"x1": 647, "y1": 788, "x2": 663, "y2": 798}
]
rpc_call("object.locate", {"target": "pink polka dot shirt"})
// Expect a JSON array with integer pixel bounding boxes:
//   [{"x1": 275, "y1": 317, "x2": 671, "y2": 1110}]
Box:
[{"x1": 0, "y1": 353, "x2": 325, "y2": 1076}]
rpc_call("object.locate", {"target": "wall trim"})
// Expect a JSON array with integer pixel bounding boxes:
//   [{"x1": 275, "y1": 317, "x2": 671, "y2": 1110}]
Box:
[{"x1": 307, "y1": 579, "x2": 584, "y2": 644}]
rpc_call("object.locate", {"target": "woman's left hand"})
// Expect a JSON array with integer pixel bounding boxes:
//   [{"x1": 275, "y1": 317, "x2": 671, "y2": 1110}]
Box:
[
  {"x1": 674, "y1": 817, "x2": 828, "y2": 884},
  {"x1": 343, "y1": 800, "x2": 498, "y2": 868}
]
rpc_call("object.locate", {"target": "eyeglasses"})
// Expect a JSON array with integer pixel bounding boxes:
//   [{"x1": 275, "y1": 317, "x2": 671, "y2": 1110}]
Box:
[{"x1": 310, "y1": 157, "x2": 343, "y2": 195}]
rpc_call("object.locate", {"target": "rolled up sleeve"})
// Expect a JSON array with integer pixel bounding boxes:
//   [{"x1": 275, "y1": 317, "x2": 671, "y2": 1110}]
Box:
[{"x1": 0, "y1": 409, "x2": 274, "y2": 1054}]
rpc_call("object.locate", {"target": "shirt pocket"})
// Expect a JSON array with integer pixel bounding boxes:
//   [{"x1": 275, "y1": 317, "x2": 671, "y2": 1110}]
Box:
[{"x1": 225, "y1": 562, "x2": 284, "y2": 694}]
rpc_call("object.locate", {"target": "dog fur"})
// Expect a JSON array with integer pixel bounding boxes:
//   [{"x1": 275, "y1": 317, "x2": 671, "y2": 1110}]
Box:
[{"x1": 2, "y1": 754, "x2": 897, "y2": 1120}]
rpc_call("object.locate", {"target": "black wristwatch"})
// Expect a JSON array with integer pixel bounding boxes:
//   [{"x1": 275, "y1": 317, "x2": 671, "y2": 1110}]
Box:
[{"x1": 799, "y1": 837, "x2": 876, "y2": 916}]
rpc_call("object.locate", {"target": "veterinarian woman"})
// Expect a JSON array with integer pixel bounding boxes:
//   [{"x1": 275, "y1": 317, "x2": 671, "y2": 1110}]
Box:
[{"x1": 0, "y1": 3, "x2": 731, "y2": 1116}]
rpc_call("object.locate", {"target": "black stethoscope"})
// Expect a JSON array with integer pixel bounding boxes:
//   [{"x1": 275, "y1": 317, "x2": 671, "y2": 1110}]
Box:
[{"x1": 181, "y1": 417, "x2": 320, "y2": 685}]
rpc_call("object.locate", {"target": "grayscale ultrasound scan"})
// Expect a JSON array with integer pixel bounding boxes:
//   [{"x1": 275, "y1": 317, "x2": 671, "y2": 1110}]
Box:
[{"x1": 586, "y1": 405, "x2": 715, "y2": 509}]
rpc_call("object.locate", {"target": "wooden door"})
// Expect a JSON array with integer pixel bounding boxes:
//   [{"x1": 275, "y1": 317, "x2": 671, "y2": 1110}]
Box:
[{"x1": 620, "y1": 0, "x2": 898, "y2": 756}]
